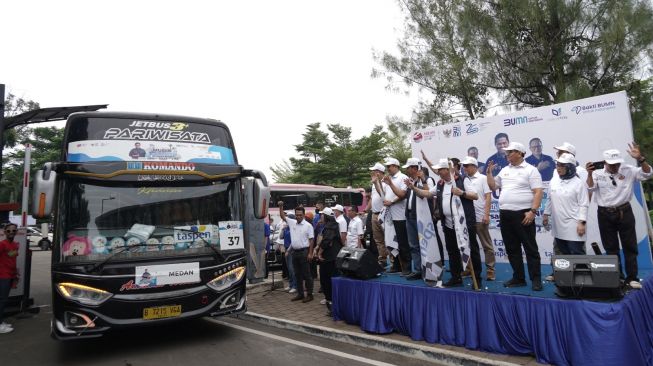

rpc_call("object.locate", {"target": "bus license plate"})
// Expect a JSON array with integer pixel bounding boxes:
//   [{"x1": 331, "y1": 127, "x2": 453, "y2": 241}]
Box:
[{"x1": 142, "y1": 305, "x2": 182, "y2": 320}]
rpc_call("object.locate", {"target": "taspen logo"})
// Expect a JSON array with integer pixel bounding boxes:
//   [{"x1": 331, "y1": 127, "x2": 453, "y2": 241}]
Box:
[{"x1": 549, "y1": 107, "x2": 567, "y2": 121}]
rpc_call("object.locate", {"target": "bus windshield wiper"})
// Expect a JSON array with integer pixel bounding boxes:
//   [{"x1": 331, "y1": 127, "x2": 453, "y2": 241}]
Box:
[{"x1": 87, "y1": 243, "x2": 161, "y2": 274}]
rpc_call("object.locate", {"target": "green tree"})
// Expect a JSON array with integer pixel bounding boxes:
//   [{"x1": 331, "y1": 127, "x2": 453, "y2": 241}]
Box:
[
  {"x1": 0, "y1": 127, "x2": 65, "y2": 203},
  {"x1": 377, "y1": 0, "x2": 653, "y2": 125},
  {"x1": 383, "y1": 117, "x2": 412, "y2": 163},
  {"x1": 374, "y1": 0, "x2": 489, "y2": 127},
  {"x1": 3, "y1": 93, "x2": 40, "y2": 149},
  {"x1": 270, "y1": 159, "x2": 297, "y2": 183},
  {"x1": 276, "y1": 123, "x2": 388, "y2": 187},
  {"x1": 470, "y1": 0, "x2": 653, "y2": 106},
  {"x1": 294, "y1": 122, "x2": 329, "y2": 162}
]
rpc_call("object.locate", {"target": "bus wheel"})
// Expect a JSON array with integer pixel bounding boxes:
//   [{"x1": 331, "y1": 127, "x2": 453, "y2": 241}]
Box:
[{"x1": 39, "y1": 239, "x2": 52, "y2": 251}]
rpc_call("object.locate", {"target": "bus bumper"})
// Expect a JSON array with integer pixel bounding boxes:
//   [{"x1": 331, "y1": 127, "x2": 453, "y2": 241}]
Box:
[{"x1": 51, "y1": 286, "x2": 246, "y2": 340}]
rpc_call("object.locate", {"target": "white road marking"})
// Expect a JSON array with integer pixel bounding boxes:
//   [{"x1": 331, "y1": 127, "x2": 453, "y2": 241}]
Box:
[{"x1": 208, "y1": 319, "x2": 398, "y2": 366}]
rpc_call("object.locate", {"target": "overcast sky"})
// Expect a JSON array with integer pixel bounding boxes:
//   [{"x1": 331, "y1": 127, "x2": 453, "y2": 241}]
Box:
[{"x1": 1, "y1": 0, "x2": 419, "y2": 182}]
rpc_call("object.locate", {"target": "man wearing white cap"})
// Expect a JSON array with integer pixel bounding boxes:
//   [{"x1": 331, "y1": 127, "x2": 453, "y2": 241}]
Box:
[
  {"x1": 461, "y1": 156, "x2": 496, "y2": 281},
  {"x1": 487, "y1": 142, "x2": 544, "y2": 291},
  {"x1": 369, "y1": 163, "x2": 388, "y2": 268},
  {"x1": 385, "y1": 157, "x2": 425, "y2": 280},
  {"x1": 332, "y1": 204, "x2": 348, "y2": 246},
  {"x1": 411, "y1": 158, "x2": 481, "y2": 286},
  {"x1": 543, "y1": 153, "x2": 589, "y2": 255},
  {"x1": 381, "y1": 157, "x2": 411, "y2": 275},
  {"x1": 586, "y1": 143, "x2": 652, "y2": 289}
]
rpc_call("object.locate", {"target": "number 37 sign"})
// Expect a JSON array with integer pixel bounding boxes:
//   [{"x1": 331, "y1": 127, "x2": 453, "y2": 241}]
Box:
[{"x1": 218, "y1": 221, "x2": 244, "y2": 250}]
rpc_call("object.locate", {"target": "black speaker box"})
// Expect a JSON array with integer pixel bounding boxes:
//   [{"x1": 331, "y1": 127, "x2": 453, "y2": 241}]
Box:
[
  {"x1": 336, "y1": 247, "x2": 381, "y2": 279},
  {"x1": 553, "y1": 255, "x2": 623, "y2": 299}
]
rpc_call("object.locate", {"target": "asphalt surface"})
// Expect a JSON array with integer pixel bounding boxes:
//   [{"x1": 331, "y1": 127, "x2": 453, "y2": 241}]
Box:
[{"x1": 0, "y1": 250, "x2": 437, "y2": 366}]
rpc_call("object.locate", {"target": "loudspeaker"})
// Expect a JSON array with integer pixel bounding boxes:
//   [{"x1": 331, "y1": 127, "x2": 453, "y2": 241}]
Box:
[
  {"x1": 553, "y1": 255, "x2": 623, "y2": 299},
  {"x1": 336, "y1": 247, "x2": 381, "y2": 279}
]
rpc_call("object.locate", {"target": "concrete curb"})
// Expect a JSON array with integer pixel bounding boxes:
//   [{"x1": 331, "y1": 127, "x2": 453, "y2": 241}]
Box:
[{"x1": 235, "y1": 311, "x2": 521, "y2": 366}]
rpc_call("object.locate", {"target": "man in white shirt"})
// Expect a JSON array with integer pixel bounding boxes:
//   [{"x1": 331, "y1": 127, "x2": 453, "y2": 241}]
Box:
[
  {"x1": 346, "y1": 206, "x2": 364, "y2": 248},
  {"x1": 461, "y1": 156, "x2": 496, "y2": 281},
  {"x1": 385, "y1": 157, "x2": 426, "y2": 280},
  {"x1": 333, "y1": 204, "x2": 348, "y2": 245},
  {"x1": 487, "y1": 142, "x2": 544, "y2": 291},
  {"x1": 278, "y1": 202, "x2": 315, "y2": 303},
  {"x1": 381, "y1": 157, "x2": 411, "y2": 275},
  {"x1": 369, "y1": 163, "x2": 388, "y2": 267},
  {"x1": 412, "y1": 158, "x2": 481, "y2": 287},
  {"x1": 586, "y1": 144, "x2": 652, "y2": 289}
]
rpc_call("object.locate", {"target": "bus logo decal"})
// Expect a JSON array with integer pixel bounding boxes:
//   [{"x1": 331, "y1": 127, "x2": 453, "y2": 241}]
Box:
[{"x1": 104, "y1": 128, "x2": 211, "y2": 143}]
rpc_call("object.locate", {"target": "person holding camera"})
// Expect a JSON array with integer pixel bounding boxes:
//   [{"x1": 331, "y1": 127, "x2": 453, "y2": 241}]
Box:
[
  {"x1": 586, "y1": 143, "x2": 652, "y2": 290},
  {"x1": 0, "y1": 223, "x2": 19, "y2": 334},
  {"x1": 543, "y1": 153, "x2": 589, "y2": 255}
]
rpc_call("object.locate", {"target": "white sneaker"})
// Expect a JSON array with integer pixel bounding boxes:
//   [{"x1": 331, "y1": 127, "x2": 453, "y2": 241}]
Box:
[
  {"x1": 288, "y1": 288, "x2": 297, "y2": 294},
  {"x1": 0, "y1": 322, "x2": 12, "y2": 329},
  {"x1": 629, "y1": 280, "x2": 642, "y2": 289},
  {"x1": 320, "y1": 299, "x2": 327, "y2": 305},
  {"x1": 0, "y1": 324, "x2": 13, "y2": 334},
  {"x1": 545, "y1": 275, "x2": 555, "y2": 282},
  {"x1": 283, "y1": 287, "x2": 290, "y2": 291}
]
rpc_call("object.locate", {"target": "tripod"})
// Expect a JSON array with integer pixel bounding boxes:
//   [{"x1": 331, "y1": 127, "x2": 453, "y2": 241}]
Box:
[{"x1": 262, "y1": 251, "x2": 284, "y2": 296}]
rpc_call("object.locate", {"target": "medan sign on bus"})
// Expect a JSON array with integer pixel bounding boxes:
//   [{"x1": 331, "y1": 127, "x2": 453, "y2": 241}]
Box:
[{"x1": 412, "y1": 91, "x2": 653, "y2": 269}]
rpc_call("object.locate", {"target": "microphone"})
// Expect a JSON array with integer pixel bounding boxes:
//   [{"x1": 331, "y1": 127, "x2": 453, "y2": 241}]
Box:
[{"x1": 591, "y1": 242, "x2": 602, "y2": 255}]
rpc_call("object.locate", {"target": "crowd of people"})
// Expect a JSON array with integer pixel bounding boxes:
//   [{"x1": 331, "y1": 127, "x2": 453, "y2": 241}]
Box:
[{"x1": 267, "y1": 140, "x2": 651, "y2": 314}]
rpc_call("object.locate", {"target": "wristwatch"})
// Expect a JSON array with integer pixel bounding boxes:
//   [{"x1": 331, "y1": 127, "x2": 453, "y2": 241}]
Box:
[{"x1": 529, "y1": 208, "x2": 537, "y2": 214}]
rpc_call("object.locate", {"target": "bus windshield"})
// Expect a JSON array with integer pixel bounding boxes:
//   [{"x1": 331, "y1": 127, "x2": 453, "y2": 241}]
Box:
[{"x1": 57, "y1": 179, "x2": 241, "y2": 263}]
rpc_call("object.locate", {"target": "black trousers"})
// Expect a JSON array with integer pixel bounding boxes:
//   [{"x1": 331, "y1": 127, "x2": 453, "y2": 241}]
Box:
[
  {"x1": 499, "y1": 209, "x2": 541, "y2": 281},
  {"x1": 443, "y1": 224, "x2": 482, "y2": 281},
  {"x1": 392, "y1": 220, "x2": 411, "y2": 270},
  {"x1": 292, "y1": 248, "x2": 313, "y2": 296},
  {"x1": 0, "y1": 278, "x2": 11, "y2": 324},
  {"x1": 598, "y1": 203, "x2": 638, "y2": 282},
  {"x1": 319, "y1": 260, "x2": 338, "y2": 302}
]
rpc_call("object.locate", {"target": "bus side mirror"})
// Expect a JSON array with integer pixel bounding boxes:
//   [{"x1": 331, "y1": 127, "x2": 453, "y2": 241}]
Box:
[
  {"x1": 247, "y1": 170, "x2": 269, "y2": 219},
  {"x1": 32, "y1": 163, "x2": 57, "y2": 219}
]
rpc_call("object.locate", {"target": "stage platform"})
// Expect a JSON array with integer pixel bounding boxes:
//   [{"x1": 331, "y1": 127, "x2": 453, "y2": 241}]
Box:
[{"x1": 332, "y1": 263, "x2": 653, "y2": 366}]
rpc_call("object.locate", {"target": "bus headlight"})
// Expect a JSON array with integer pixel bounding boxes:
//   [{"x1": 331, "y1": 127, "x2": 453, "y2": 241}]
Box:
[
  {"x1": 56, "y1": 282, "x2": 113, "y2": 306},
  {"x1": 207, "y1": 266, "x2": 245, "y2": 292}
]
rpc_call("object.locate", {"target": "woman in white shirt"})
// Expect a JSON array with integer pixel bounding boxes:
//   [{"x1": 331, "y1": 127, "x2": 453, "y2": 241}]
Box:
[{"x1": 543, "y1": 153, "x2": 589, "y2": 254}]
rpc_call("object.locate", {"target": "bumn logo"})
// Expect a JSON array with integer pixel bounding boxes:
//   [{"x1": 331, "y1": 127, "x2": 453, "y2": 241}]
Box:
[{"x1": 503, "y1": 116, "x2": 528, "y2": 126}]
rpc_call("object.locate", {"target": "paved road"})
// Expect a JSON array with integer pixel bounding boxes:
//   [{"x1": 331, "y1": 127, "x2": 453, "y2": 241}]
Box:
[{"x1": 0, "y1": 251, "x2": 435, "y2": 366}]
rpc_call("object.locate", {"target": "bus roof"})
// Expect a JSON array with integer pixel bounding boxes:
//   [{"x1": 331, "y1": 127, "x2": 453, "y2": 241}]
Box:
[{"x1": 67, "y1": 111, "x2": 230, "y2": 130}]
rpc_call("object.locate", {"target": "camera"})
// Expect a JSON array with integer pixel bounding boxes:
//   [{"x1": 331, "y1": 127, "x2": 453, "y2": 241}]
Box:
[{"x1": 591, "y1": 161, "x2": 605, "y2": 170}]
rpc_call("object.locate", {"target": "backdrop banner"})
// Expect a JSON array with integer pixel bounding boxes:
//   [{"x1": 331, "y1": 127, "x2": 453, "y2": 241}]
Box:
[{"x1": 412, "y1": 91, "x2": 653, "y2": 270}]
